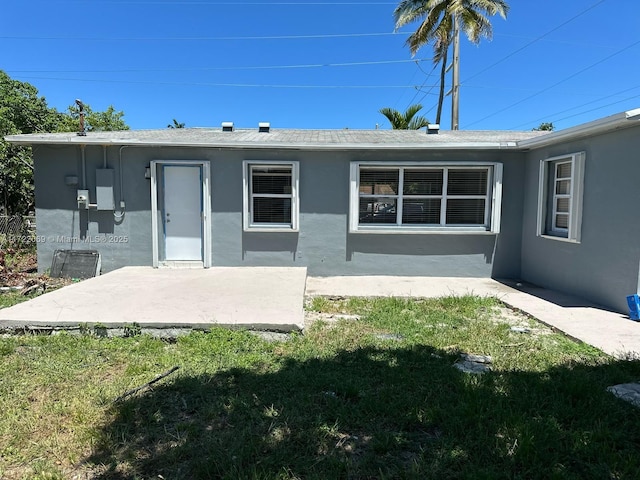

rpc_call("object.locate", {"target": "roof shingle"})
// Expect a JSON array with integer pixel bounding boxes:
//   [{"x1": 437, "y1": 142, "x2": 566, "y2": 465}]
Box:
[{"x1": 4, "y1": 127, "x2": 548, "y2": 150}]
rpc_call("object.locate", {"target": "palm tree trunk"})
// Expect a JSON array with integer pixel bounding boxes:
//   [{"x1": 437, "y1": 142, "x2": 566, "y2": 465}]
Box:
[
  {"x1": 436, "y1": 47, "x2": 448, "y2": 125},
  {"x1": 451, "y1": 15, "x2": 460, "y2": 130}
]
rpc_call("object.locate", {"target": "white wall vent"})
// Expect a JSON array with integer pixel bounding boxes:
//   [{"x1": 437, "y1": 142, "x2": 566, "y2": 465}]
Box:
[
  {"x1": 258, "y1": 122, "x2": 270, "y2": 133},
  {"x1": 222, "y1": 121, "x2": 234, "y2": 132}
]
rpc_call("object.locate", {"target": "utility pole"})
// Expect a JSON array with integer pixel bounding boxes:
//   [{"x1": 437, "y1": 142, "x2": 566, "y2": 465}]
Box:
[{"x1": 450, "y1": 15, "x2": 460, "y2": 130}]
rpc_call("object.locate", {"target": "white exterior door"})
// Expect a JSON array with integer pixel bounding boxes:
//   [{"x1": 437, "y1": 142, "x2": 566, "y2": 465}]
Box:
[{"x1": 163, "y1": 165, "x2": 203, "y2": 261}]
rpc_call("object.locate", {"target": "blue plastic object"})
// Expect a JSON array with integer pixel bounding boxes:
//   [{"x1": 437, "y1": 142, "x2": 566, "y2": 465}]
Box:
[{"x1": 627, "y1": 294, "x2": 640, "y2": 321}]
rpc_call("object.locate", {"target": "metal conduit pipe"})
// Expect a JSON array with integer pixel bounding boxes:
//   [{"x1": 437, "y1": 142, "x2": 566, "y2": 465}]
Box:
[
  {"x1": 81, "y1": 144, "x2": 86, "y2": 189},
  {"x1": 114, "y1": 146, "x2": 128, "y2": 220}
]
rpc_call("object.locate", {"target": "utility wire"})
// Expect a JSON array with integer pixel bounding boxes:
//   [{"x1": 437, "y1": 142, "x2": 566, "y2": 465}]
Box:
[
  {"x1": 464, "y1": 38, "x2": 640, "y2": 128},
  {"x1": 551, "y1": 93, "x2": 640, "y2": 124},
  {"x1": 0, "y1": 32, "x2": 400, "y2": 41},
  {"x1": 509, "y1": 85, "x2": 640, "y2": 129},
  {"x1": 462, "y1": 0, "x2": 608, "y2": 84},
  {"x1": 8, "y1": 58, "x2": 429, "y2": 74},
  {"x1": 407, "y1": 61, "x2": 440, "y2": 106},
  {"x1": 389, "y1": 1, "x2": 609, "y2": 129},
  {"x1": 557, "y1": 95, "x2": 640, "y2": 121},
  {"x1": 45, "y1": 1, "x2": 397, "y2": 4},
  {"x1": 391, "y1": 60, "x2": 436, "y2": 110},
  {"x1": 13, "y1": 75, "x2": 435, "y2": 89}
]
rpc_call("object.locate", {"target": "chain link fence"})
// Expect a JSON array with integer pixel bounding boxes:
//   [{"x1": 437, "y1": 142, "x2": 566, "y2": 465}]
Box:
[{"x1": 0, "y1": 215, "x2": 36, "y2": 247}]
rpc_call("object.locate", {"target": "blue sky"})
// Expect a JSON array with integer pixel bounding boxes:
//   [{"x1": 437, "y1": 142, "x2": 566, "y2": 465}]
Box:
[{"x1": 3, "y1": 0, "x2": 639, "y2": 131}]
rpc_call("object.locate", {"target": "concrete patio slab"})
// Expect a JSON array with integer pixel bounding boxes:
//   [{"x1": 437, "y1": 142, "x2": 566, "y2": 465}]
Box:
[
  {"x1": 0, "y1": 266, "x2": 307, "y2": 332},
  {"x1": 2, "y1": 269, "x2": 640, "y2": 359}
]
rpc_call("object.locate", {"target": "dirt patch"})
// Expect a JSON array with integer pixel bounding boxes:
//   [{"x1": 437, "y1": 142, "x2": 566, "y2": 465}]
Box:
[
  {"x1": 1, "y1": 247, "x2": 71, "y2": 293},
  {"x1": 0, "y1": 247, "x2": 37, "y2": 286},
  {"x1": 304, "y1": 310, "x2": 361, "y2": 329},
  {"x1": 490, "y1": 305, "x2": 553, "y2": 337}
]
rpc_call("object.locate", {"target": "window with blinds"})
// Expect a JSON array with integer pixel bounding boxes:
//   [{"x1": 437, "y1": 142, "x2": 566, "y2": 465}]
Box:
[
  {"x1": 243, "y1": 162, "x2": 299, "y2": 231},
  {"x1": 356, "y1": 166, "x2": 492, "y2": 229}
]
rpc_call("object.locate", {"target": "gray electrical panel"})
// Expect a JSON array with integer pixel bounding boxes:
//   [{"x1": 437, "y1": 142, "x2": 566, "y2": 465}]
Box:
[{"x1": 96, "y1": 169, "x2": 115, "y2": 210}]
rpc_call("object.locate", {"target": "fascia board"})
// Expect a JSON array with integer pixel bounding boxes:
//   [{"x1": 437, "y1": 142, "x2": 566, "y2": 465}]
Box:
[
  {"x1": 3, "y1": 135, "x2": 521, "y2": 151},
  {"x1": 518, "y1": 109, "x2": 640, "y2": 149}
]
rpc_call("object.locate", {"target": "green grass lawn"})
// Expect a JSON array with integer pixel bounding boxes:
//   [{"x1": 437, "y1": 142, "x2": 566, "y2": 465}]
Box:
[
  {"x1": 1, "y1": 295, "x2": 640, "y2": 479},
  {"x1": 0, "y1": 290, "x2": 40, "y2": 309}
]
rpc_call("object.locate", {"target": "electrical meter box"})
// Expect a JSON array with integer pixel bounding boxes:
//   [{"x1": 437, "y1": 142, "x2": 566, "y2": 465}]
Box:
[{"x1": 96, "y1": 169, "x2": 115, "y2": 210}]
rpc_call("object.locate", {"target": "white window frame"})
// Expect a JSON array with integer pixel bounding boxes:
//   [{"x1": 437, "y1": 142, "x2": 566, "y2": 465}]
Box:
[
  {"x1": 349, "y1": 162, "x2": 503, "y2": 234},
  {"x1": 242, "y1": 160, "x2": 299, "y2": 232},
  {"x1": 536, "y1": 152, "x2": 585, "y2": 243}
]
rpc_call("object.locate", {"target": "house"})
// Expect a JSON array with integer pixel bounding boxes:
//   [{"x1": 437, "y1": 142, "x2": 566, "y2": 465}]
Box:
[{"x1": 5, "y1": 109, "x2": 640, "y2": 313}]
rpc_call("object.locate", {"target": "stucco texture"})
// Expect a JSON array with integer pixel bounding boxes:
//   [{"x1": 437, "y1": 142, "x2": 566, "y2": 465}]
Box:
[{"x1": 33, "y1": 145, "x2": 524, "y2": 278}]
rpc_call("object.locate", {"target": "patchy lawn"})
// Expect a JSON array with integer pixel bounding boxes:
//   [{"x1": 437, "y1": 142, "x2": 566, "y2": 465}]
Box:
[{"x1": 1, "y1": 296, "x2": 640, "y2": 479}]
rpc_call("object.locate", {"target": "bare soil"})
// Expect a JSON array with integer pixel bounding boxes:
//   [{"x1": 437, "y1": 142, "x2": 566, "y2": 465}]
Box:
[{"x1": 0, "y1": 247, "x2": 70, "y2": 291}]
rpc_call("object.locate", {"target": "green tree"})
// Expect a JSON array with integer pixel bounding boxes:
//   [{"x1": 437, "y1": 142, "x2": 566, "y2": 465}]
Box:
[
  {"x1": 0, "y1": 70, "x2": 129, "y2": 214},
  {"x1": 533, "y1": 122, "x2": 554, "y2": 131},
  {"x1": 167, "y1": 119, "x2": 185, "y2": 128},
  {"x1": 379, "y1": 104, "x2": 430, "y2": 129},
  {"x1": 0, "y1": 71, "x2": 60, "y2": 214},
  {"x1": 56, "y1": 103, "x2": 129, "y2": 133},
  {"x1": 394, "y1": 0, "x2": 509, "y2": 125}
]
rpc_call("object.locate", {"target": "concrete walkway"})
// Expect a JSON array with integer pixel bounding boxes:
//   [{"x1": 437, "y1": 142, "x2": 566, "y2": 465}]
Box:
[
  {"x1": 306, "y1": 276, "x2": 640, "y2": 359},
  {"x1": 2, "y1": 268, "x2": 640, "y2": 359}
]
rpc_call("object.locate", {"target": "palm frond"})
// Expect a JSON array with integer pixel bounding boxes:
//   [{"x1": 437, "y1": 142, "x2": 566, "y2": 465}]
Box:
[
  {"x1": 379, "y1": 104, "x2": 429, "y2": 130},
  {"x1": 408, "y1": 115, "x2": 430, "y2": 130}
]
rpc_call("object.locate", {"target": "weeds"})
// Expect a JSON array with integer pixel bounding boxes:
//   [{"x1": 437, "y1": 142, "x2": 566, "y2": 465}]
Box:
[
  {"x1": 123, "y1": 323, "x2": 142, "y2": 338},
  {"x1": 0, "y1": 297, "x2": 639, "y2": 479}
]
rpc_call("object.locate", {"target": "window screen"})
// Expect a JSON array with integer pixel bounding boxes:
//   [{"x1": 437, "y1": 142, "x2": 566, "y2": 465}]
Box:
[
  {"x1": 249, "y1": 166, "x2": 294, "y2": 226},
  {"x1": 357, "y1": 166, "x2": 491, "y2": 228}
]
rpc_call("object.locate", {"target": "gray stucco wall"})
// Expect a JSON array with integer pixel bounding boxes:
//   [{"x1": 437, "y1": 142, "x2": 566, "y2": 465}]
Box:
[
  {"x1": 33, "y1": 144, "x2": 525, "y2": 278},
  {"x1": 520, "y1": 126, "x2": 640, "y2": 313}
]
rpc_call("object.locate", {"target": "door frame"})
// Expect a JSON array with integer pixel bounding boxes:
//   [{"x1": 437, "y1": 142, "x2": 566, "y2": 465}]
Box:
[{"x1": 150, "y1": 160, "x2": 211, "y2": 268}]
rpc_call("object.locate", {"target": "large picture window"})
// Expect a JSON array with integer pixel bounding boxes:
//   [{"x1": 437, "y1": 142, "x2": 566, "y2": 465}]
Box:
[
  {"x1": 536, "y1": 152, "x2": 585, "y2": 242},
  {"x1": 243, "y1": 161, "x2": 299, "y2": 231},
  {"x1": 350, "y1": 163, "x2": 502, "y2": 233}
]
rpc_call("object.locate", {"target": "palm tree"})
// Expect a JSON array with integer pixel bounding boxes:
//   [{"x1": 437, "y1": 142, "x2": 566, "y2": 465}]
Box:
[
  {"x1": 379, "y1": 104, "x2": 430, "y2": 129},
  {"x1": 167, "y1": 119, "x2": 185, "y2": 128},
  {"x1": 394, "y1": 0, "x2": 509, "y2": 127}
]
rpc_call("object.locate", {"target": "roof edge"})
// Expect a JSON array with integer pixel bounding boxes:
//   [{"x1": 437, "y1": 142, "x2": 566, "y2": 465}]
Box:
[
  {"x1": 517, "y1": 108, "x2": 640, "y2": 149},
  {"x1": 2, "y1": 135, "x2": 521, "y2": 151}
]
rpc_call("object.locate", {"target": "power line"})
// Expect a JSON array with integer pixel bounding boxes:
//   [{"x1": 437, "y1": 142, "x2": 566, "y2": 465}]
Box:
[
  {"x1": 463, "y1": 84, "x2": 634, "y2": 96},
  {"x1": 13, "y1": 75, "x2": 436, "y2": 89},
  {"x1": 462, "y1": 0, "x2": 608, "y2": 84},
  {"x1": 406, "y1": 61, "x2": 439, "y2": 108},
  {"x1": 493, "y1": 32, "x2": 620, "y2": 50},
  {"x1": 0, "y1": 32, "x2": 400, "y2": 41},
  {"x1": 7, "y1": 58, "x2": 429, "y2": 74},
  {"x1": 464, "y1": 38, "x2": 640, "y2": 128},
  {"x1": 45, "y1": 1, "x2": 397, "y2": 4},
  {"x1": 0, "y1": 30, "x2": 620, "y2": 48},
  {"x1": 508, "y1": 85, "x2": 640, "y2": 129},
  {"x1": 389, "y1": 59, "x2": 438, "y2": 113},
  {"x1": 551, "y1": 94, "x2": 640, "y2": 123}
]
